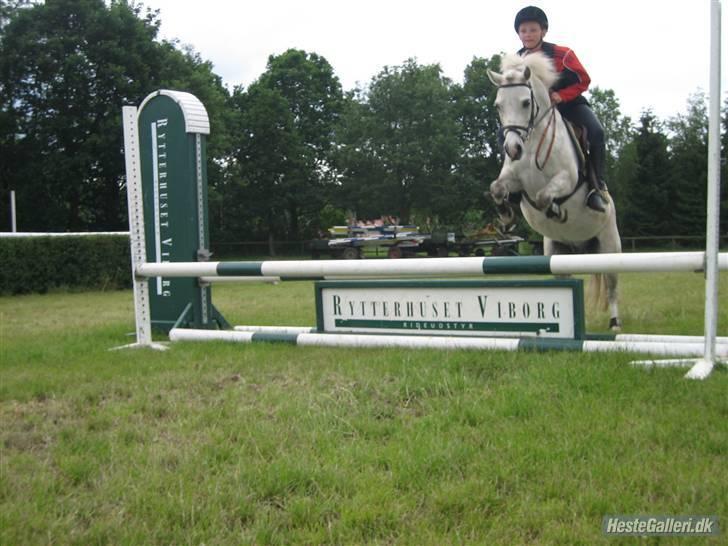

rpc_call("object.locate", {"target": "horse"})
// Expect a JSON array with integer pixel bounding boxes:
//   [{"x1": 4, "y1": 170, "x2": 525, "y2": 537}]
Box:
[{"x1": 487, "y1": 52, "x2": 622, "y2": 330}]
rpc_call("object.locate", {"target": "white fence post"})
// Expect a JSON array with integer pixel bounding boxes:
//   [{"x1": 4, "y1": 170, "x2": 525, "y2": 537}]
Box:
[
  {"x1": 687, "y1": 0, "x2": 724, "y2": 379},
  {"x1": 10, "y1": 190, "x2": 17, "y2": 232}
]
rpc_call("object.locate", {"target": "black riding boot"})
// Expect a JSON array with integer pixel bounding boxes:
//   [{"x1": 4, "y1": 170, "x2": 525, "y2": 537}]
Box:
[{"x1": 586, "y1": 144, "x2": 608, "y2": 212}]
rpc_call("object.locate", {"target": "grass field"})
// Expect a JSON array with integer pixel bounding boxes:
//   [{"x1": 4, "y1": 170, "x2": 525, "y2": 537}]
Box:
[{"x1": 1, "y1": 271, "x2": 726, "y2": 544}]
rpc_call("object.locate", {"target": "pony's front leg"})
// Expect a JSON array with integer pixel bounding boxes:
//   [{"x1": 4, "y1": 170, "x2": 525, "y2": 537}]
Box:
[
  {"x1": 534, "y1": 170, "x2": 572, "y2": 211},
  {"x1": 489, "y1": 169, "x2": 523, "y2": 226}
]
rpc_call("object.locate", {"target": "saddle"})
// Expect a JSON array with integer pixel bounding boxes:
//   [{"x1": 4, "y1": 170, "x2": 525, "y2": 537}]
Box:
[{"x1": 565, "y1": 122, "x2": 599, "y2": 189}]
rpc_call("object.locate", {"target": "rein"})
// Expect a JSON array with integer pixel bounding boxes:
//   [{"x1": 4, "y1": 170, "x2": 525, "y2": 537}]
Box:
[{"x1": 534, "y1": 105, "x2": 557, "y2": 170}]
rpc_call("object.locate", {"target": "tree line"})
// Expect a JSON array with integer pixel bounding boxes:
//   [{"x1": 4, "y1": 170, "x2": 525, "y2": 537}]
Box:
[{"x1": 1, "y1": 0, "x2": 726, "y2": 248}]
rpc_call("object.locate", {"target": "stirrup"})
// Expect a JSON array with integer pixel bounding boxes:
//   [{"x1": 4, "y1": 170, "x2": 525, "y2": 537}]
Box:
[
  {"x1": 546, "y1": 202, "x2": 568, "y2": 223},
  {"x1": 586, "y1": 189, "x2": 607, "y2": 212}
]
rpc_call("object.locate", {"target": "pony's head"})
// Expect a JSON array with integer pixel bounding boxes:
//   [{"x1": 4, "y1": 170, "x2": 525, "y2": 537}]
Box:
[
  {"x1": 488, "y1": 53, "x2": 557, "y2": 160},
  {"x1": 488, "y1": 52, "x2": 558, "y2": 92}
]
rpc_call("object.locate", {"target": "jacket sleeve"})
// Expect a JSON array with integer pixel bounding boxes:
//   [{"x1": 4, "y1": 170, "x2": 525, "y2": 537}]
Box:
[{"x1": 555, "y1": 48, "x2": 591, "y2": 103}]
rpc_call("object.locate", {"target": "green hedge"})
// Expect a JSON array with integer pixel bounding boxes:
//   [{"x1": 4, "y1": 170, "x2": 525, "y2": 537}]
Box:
[{"x1": 0, "y1": 236, "x2": 132, "y2": 294}]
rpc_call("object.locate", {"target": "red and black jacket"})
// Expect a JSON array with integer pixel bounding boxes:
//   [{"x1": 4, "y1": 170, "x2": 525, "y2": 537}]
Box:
[{"x1": 518, "y1": 41, "x2": 590, "y2": 106}]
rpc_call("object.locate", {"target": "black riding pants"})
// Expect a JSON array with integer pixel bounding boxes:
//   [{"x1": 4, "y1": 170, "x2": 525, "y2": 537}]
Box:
[{"x1": 558, "y1": 102, "x2": 606, "y2": 183}]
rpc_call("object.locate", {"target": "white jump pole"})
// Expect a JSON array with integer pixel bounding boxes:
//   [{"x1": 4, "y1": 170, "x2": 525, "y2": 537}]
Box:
[
  {"x1": 686, "y1": 0, "x2": 724, "y2": 380},
  {"x1": 135, "y1": 251, "x2": 728, "y2": 280},
  {"x1": 199, "y1": 276, "x2": 280, "y2": 285}
]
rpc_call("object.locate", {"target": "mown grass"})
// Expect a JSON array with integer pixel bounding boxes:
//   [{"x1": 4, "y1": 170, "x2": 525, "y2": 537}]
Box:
[{"x1": 1, "y1": 271, "x2": 726, "y2": 545}]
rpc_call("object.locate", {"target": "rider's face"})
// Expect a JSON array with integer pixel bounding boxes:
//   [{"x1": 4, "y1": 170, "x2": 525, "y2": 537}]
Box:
[{"x1": 518, "y1": 21, "x2": 546, "y2": 50}]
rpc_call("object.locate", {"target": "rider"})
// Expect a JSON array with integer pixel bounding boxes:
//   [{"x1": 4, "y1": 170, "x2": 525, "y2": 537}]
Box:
[{"x1": 512, "y1": 5, "x2": 609, "y2": 212}]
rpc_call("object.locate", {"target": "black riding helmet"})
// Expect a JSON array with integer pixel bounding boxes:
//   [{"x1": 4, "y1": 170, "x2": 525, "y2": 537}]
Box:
[{"x1": 514, "y1": 6, "x2": 548, "y2": 32}]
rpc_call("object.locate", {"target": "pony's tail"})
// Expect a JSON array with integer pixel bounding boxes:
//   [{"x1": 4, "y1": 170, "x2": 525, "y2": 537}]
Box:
[{"x1": 587, "y1": 273, "x2": 609, "y2": 312}]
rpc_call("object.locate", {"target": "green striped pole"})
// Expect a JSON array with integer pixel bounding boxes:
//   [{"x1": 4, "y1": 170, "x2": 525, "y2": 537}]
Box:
[
  {"x1": 232, "y1": 326, "x2": 728, "y2": 348},
  {"x1": 169, "y1": 328, "x2": 727, "y2": 358},
  {"x1": 136, "y1": 252, "x2": 728, "y2": 280}
]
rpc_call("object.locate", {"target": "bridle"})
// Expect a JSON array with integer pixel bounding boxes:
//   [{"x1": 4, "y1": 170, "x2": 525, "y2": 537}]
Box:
[
  {"x1": 497, "y1": 82, "x2": 540, "y2": 141},
  {"x1": 496, "y1": 81, "x2": 557, "y2": 169}
]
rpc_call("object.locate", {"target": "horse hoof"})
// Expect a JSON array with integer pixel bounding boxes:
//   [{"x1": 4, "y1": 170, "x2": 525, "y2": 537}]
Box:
[
  {"x1": 545, "y1": 203, "x2": 568, "y2": 223},
  {"x1": 489, "y1": 182, "x2": 506, "y2": 202},
  {"x1": 609, "y1": 317, "x2": 621, "y2": 331}
]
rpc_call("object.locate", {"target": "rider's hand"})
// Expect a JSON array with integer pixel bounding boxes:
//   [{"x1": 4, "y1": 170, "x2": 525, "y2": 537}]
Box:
[{"x1": 550, "y1": 91, "x2": 562, "y2": 104}]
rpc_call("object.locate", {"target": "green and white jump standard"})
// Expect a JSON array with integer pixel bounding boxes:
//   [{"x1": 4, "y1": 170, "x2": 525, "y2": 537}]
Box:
[
  {"x1": 122, "y1": 90, "x2": 230, "y2": 346},
  {"x1": 121, "y1": 89, "x2": 726, "y2": 376}
]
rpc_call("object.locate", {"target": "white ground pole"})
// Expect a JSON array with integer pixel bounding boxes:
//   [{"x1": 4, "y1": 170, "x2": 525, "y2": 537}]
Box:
[
  {"x1": 683, "y1": 0, "x2": 724, "y2": 379},
  {"x1": 169, "y1": 328, "x2": 727, "y2": 359},
  {"x1": 231, "y1": 326, "x2": 728, "y2": 346},
  {"x1": 114, "y1": 105, "x2": 167, "y2": 351},
  {"x1": 230, "y1": 326, "x2": 728, "y2": 354}
]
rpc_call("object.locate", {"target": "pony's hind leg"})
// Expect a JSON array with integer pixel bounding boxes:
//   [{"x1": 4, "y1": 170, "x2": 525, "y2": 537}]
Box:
[
  {"x1": 549, "y1": 237, "x2": 620, "y2": 330},
  {"x1": 606, "y1": 272, "x2": 621, "y2": 330},
  {"x1": 543, "y1": 237, "x2": 566, "y2": 257},
  {"x1": 596, "y1": 216, "x2": 622, "y2": 331},
  {"x1": 598, "y1": 224, "x2": 622, "y2": 332}
]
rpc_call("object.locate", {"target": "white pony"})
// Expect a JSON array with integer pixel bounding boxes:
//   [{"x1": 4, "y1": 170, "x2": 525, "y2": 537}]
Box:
[{"x1": 488, "y1": 53, "x2": 622, "y2": 330}]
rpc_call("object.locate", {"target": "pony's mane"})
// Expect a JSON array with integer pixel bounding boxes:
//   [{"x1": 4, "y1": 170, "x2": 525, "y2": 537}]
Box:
[{"x1": 500, "y1": 52, "x2": 558, "y2": 90}]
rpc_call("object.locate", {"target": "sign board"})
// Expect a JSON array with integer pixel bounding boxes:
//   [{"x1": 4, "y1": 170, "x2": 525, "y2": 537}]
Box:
[
  {"x1": 136, "y1": 90, "x2": 225, "y2": 332},
  {"x1": 315, "y1": 279, "x2": 585, "y2": 339}
]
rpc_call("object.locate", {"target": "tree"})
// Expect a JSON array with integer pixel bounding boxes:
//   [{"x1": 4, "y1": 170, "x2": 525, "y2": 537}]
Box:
[
  {"x1": 227, "y1": 85, "x2": 305, "y2": 251},
  {"x1": 0, "y1": 0, "x2": 26, "y2": 28},
  {"x1": 336, "y1": 59, "x2": 461, "y2": 224},
  {"x1": 329, "y1": 89, "x2": 389, "y2": 220},
  {"x1": 618, "y1": 111, "x2": 673, "y2": 235},
  {"x1": 227, "y1": 49, "x2": 344, "y2": 244},
  {"x1": 454, "y1": 54, "x2": 505, "y2": 227},
  {"x1": 666, "y1": 92, "x2": 710, "y2": 235},
  {"x1": 588, "y1": 87, "x2": 633, "y2": 183},
  {"x1": 0, "y1": 0, "x2": 230, "y2": 232},
  {"x1": 258, "y1": 50, "x2": 343, "y2": 163},
  {"x1": 668, "y1": 93, "x2": 728, "y2": 238},
  {"x1": 610, "y1": 136, "x2": 637, "y2": 231}
]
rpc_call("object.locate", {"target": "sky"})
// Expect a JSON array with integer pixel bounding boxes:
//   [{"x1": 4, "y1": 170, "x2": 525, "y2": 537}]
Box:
[{"x1": 141, "y1": 0, "x2": 727, "y2": 122}]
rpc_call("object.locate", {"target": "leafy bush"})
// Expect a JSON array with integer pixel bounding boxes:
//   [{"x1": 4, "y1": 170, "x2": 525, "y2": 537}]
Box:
[{"x1": 0, "y1": 236, "x2": 132, "y2": 294}]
